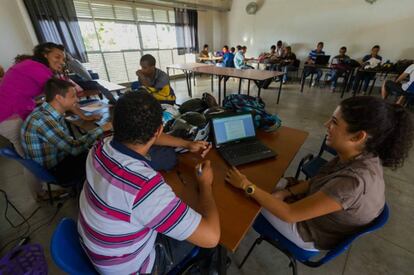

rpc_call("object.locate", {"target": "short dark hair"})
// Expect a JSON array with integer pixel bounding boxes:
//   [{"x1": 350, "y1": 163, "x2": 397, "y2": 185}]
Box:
[
  {"x1": 44, "y1": 78, "x2": 75, "y2": 102},
  {"x1": 242, "y1": 46, "x2": 247, "y2": 50},
  {"x1": 340, "y1": 46, "x2": 347, "y2": 51},
  {"x1": 140, "y1": 54, "x2": 156, "y2": 66},
  {"x1": 32, "y1": 42, "x2": 65, "y2": 67},
  {"x1": 317, "y1": 41, "x2": 324, "y2": 47},
  {"x1": 236, "y1": 45, "x2": 242, "y2": 51},
  {"x1": 203, "y1": 44, "x2": 209, "y2": 49},
  {"x1": 340, "y1": 96, "x2": 414, "y2": 169},
  {"x1": 285, "y1": 46, "x2": 292, "y2": 50},
  {"x1": 277, "y1": 40, "x2": 282, "y2": 46},
  {"x1": 230, "y1": 47, "x2": 235, "y2": 52},
  {"x1": 113, "y1": 90, "x2": 163, "y2": 145},
  {"x1": 372, "y1": 45, "x2": 380, "y2": 50},
  {"x1": 270, "y1": 45, "x2": 276, "y2": 50},
  {"x1": 223, "y1": 45, "x2": 229, "y2": 50}
]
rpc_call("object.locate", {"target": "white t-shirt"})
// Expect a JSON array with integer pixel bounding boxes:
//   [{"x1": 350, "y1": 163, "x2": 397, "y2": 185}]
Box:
[{"x1": 402, "y1": 64, "x2": 414, "y2": 91}]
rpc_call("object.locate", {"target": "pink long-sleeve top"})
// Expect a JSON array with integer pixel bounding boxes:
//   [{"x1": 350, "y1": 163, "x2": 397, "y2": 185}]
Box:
[{"x1": 0, "y1": 59, "x2": 53, "y2": 122}]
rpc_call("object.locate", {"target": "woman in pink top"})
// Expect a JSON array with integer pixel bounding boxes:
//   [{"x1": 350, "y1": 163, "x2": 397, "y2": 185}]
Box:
[{"x1": 0, "y1": 43, "x2": 65, "y2": 155}]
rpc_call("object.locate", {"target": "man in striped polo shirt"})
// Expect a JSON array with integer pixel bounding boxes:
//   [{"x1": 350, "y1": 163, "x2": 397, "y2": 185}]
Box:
[
  {"x1": 303, "y1": 42, "x2": 326, "y2": 86},
  {"x1": 78, "y1": 91, "x2": 220, "y2": 274}
]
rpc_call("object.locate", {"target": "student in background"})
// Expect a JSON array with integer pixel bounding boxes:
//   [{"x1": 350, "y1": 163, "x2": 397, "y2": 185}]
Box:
[
  {"x1": 136, "y1": 54, "x2": 176, "y2": 104},
  {"x1": 328, "y1": 46, "x2": 351, "y2": 91},
  {"x1": 281, "y1": 46, "x2": 298, "y2": 83},
  {"x1": 234, "y1": 46, "x2": 254, "y2": 70},
  {"x1": 199, "y1": 44, "x2": 209, "y2": 58},
  {"x1": 381, "y1": 63, "x2": 414, "y2": 105},
  {"x1": 226, "y1": 96, "x2": 413, "y2": 251},
  {"x1": 275, "y1": 40, "x2": 284, "y2": 58},
  {"x1": 352, "y1": 45, "x2": 382, "y2": 94},
  {"x1": 21, "y1": 79, "x2": 112, "y2": 199},
  {"x1": 230, "y1": 47, "x2": 236, "y2": 54},
  {"x1": 220, "y1": 45, "x2": 235, "y2": 68},
  {"x1": 303, "y1": 42, "x2": 326, "y2": 86},
  {"x1": 78, "y1": 91, "x2": 220, "y2": 274}
]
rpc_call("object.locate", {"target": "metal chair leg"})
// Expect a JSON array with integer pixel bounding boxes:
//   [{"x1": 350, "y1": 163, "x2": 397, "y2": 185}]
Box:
[
  {"x1": 288, "y1": 256, "x2": 298, "y2": 275},
  {"x1": 239, "y1": 236, "x2": 263, "y2": 268}
]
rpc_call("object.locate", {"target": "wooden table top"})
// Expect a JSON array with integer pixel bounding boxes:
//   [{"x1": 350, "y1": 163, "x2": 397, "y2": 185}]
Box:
[
  {"x1": 161, "y1": 126, "x2": 308, "y2": 252},
  {"x1": 166, "y1": 63, "x2": 214, "y2": 70},
  {"x1": 192, "y1": 66, "x2": 284, "y2": 81},
  {"x1": 198, "y1": 56, "x2": 223, "y2": 61}
]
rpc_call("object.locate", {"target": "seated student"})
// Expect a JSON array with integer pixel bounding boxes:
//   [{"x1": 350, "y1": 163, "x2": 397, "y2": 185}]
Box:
[
  {"x1": 220, "y1": 46, "x2": 234, "y2": 68},
  {"x1": 234, "y1": 46, "x2": 254, "y2": 70},
  {"x1": 352, "y1": 45, "x2": 382, "y2": 93},
  {"x1": 327, "y1": 46, "x2": 351, "y2": 91},
  {"x1": 230, "y1": 46, "x2": 236, "y2": 54},
  {"x1": 216, "y1": 45, "x2": 229, "y2": 67},
  {"x1": 78, "y1": 91, "x2": 220, "y2": 274},
  {"x1": 226, "y1": 96, "x2": 413, "y2": 251},
  {"x1": 21, "y1": 78, "x2": 112, "y2": 190},
  {"x1": 275, "y1": 40, "x2": 284, "y2": 58},
  {"x1": 381, "y1": 62, "x2": 414, "y2": 105},
  {"x1": 135, "y1": 54, "x2": 176, "y2": 104},
  {"x1": 280, "y1": 46, "x2": 297, "y2": 83},
  {"x1": 303, "y1": 42, "x2": 326, "y2": 86},
  {"x1": 199, "y1": 44, "x2": 209, "y2": 59}
]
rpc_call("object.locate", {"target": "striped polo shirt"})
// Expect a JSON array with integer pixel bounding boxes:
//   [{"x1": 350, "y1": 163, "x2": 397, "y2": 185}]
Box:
[
  {"x1": 309, "y1": 49, "x2": 325, "y2": 61},
  {"x1": 78, "y1": 137, "x2": 201, "y2": 274}
]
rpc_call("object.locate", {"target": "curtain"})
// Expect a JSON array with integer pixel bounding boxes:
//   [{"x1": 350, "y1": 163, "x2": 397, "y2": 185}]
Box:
[
  {"x1": 175, "y1": 8, "x2": 199, "y2": 55},
  {"x1": 23, "y1": 0, "x2": 88, "y2": 62}
]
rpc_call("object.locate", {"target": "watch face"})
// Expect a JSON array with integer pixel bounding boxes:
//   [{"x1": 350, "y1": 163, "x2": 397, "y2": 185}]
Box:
[{"x1": 246, "y1": 186, "x2": 254, "y2": 194}]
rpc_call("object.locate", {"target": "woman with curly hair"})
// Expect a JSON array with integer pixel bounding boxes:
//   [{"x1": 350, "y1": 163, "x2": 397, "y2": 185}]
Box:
[{"x1": 226, "y1": 96, "x2": 414, "y2": 250}]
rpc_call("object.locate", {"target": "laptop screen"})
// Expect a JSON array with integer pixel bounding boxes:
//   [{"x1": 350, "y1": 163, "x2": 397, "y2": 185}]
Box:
[{"x1": 212, "y1": 113, "x2": 256, "y2": 145}]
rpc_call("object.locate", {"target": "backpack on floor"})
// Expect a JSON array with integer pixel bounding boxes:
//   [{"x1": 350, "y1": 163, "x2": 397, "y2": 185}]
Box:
[{"x1": 223, "y1": 94, "x2": 282, "y2": 131}]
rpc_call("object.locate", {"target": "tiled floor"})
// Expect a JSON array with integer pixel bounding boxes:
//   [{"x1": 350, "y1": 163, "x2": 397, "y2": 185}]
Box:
[{"x1": 0, "y1": 76, "x2": 413, "y2": 275}]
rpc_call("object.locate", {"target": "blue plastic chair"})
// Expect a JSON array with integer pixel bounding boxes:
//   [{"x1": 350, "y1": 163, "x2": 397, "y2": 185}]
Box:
[
  {"x1": 0, "y1": 146, "x2": 57, "y2": 204},
  {"x1": 239, "y1": 204, "x2": 389, "y2": 275},
  {"x1": 295, "y1": 136, "x2": 337, "y2": 180},
  {"x1": 51, "y1": 218, "x2": 204, "y2": 275},
  {"x1": 51, "y1": 218, "x2": 98, "y2": 275}
]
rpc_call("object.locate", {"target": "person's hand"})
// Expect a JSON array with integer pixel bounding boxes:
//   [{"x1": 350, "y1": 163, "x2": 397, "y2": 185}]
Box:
[
  {"x1": 136, "y1": 69, "x2": 144, "y2": 78},
  {"x1": 272, "y1": 190, "x2": 290, "y2": 200},
  {"x1": 195, "y1": 160, "x2": 213, "y2": 186},
  {"x1": 187, "y1": 141, "x2": 212, "y2": 158},
  {"x1": 101, "y1": 122, "x2": 113, "y2": 132},
  {"x1": 82, "y1": 113, "x2": 102, "y2": 121},
  {"x1": 225, "y1": 166, "x2": 252, "y2": 190}
]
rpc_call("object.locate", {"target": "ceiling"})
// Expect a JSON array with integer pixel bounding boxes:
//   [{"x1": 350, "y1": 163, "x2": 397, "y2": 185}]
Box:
[{"x1": 121, "y1": 0, "x2": 233, "y2": 11}]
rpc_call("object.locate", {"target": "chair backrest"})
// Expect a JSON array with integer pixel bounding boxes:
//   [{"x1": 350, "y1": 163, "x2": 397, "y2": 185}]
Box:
[
  {"x1": 318, "y1": 136, "x2": 337, "y2": 158},
  {"x1": 316, "y1": 203, "x2": 389, "y2": 265},
  {"x1": 50, "y1": 218, "x2": 98, "y2": 275},
  {"x1": 0, "y1": 146, "x2": 56, "y2": 182}
]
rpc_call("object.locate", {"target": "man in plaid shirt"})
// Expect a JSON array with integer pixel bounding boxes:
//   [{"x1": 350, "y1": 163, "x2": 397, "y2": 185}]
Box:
[{"x1": 21, "y1": 78, "x2": 112, "y2": 186}]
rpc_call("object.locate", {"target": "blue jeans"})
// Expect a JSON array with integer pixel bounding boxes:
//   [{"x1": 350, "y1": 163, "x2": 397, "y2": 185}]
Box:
[
  {"x1": 282, "y1": 65, "x2": 297, "y2": 82},
  {"x1": 352, "y1": 71, "x2": 375, "y2": 92},
  {"x1": 303, "y1": 67, "x2": 323, "y2": 82},
  {"x1": 328, "y1": 69, "x2": 346, "y2": 89}
]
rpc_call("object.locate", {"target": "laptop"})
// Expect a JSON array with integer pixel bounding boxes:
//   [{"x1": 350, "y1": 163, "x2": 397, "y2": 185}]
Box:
[
  {"x1": 211, "y1": 112, "x2": 276, "y2": 166},
  {"x1": 315, "y1": 55, "x2": 331, "y2": 65}
]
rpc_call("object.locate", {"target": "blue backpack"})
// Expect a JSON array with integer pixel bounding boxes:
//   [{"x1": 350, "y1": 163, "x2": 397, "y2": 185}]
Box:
[{"x1": 223, "y1": 94, "x2": 282, "y2": 130}]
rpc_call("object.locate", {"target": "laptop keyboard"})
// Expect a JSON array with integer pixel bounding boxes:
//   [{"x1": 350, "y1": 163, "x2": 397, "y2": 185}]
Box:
[{"x1": 224, "y1": 141, "x2": 272, "y2": 158}]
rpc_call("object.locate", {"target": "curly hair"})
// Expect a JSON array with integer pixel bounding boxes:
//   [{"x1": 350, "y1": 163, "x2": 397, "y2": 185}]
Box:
[
  {"x1": 113, "y1": 90, "x2": 162, "y2": 145},
  {"x1": 340, "y1": 96, "x2": 414, "y2": 170},
  {"x1": 32, "y1": 42, "x2": 65, "y2": 67}
]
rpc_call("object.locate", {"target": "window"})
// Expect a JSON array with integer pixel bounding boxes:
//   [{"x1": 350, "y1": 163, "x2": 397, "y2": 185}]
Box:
[{"x1": 74, "y1": 1, "x2": 195, "y2": 83}]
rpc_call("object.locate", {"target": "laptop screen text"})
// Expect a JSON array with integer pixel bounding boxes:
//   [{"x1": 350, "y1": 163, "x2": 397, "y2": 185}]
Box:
[{"x1": 212, "y1": 114, "x2": 255, "y2": 145}]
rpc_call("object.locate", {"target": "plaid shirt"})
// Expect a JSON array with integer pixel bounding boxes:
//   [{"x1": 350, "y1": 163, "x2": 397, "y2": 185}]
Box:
[{"x1": 21, "y1": 102, "x2": 103, "y2": 169}]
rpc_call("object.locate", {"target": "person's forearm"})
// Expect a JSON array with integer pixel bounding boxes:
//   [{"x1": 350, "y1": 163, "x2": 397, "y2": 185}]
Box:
[
  {"x1": 155, "y1": 133, "x2": 190, "y2": 148},
  {"x1": 70, "y1": 105, "x2": 88, "y2": 119},
  {"x1": 197, "y1": 184, "x2": 220, "y2": 236},
  {"x1": 395, "y1": 73, "x2": 408, "y2": 83},
  {"x1": 251, "y1": 187, "x2": 294, "y2": 222}
]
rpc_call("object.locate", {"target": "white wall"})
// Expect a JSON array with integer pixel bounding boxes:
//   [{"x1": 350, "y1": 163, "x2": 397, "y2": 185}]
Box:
[
  {"x1": 224, "y1": 0, "x2": 414, "y2": 62},
  {"x1": 198, "y1": 10, "x2": 226, "y2": 52},
  {"x1": 0, "y1": 0, "x2": 38, "y2": 69}
]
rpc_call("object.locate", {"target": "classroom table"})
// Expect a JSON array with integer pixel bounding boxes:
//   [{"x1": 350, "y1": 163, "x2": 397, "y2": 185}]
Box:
[
  {"x1": 95, "y1": 79, "x2": 126, "y2": 92},
  {"x1": 348, "y1": 68, "x2": 399, "y2": 97},
  {"x1": 198, "y1": 56, "x2": 223, "y2": 63},
  {"x1": 161, "y1": 126, "x2": 309, "y2": 273},
  {"x1": 192, "y1": 66, "x2": 285, "y2": 105},
  {"x1": 166, "y1": 63, "x2": 214, "y2": 97}
]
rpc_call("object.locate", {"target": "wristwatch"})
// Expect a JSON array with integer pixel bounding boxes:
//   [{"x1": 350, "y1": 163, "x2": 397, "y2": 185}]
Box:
[{"x1": 245, "y1": 184, "x2": 256, "y2": 196}]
